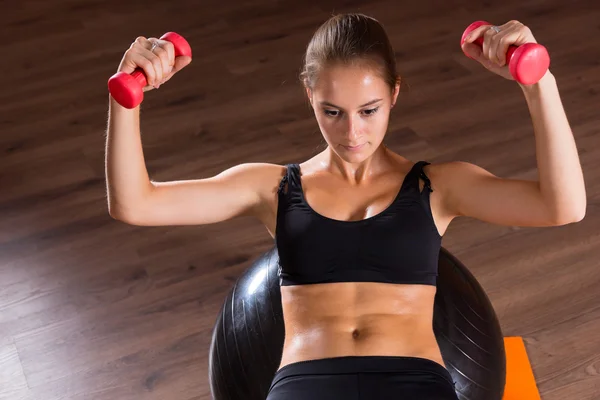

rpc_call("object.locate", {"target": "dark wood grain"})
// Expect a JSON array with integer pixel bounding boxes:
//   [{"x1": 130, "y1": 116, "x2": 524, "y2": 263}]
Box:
[{"x1": 1, "y1": 0, "x2": 599, "y2": 399}]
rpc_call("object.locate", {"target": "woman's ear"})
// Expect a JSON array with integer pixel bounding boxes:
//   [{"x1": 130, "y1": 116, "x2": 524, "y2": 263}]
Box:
[
  {"x1": 305, "y1": 87, "x2": 313, "y2": 108},
  {"x1": 391, "y1": 80, "x2": 400, "y2": 108}
]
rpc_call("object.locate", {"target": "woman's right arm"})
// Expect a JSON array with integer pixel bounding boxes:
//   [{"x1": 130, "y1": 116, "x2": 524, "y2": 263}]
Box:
[
  {"x1": 105, "y1": 35, "x2": 276, "y2": 227},
  {"x1": 105, "y1": 95, "x2": 152, "y2": 221}
]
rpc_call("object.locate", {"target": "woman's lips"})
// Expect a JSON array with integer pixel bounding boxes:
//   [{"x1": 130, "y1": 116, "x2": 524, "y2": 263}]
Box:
[{"x1": 343, "y1": 143, "x2": 366, "y2": 151}]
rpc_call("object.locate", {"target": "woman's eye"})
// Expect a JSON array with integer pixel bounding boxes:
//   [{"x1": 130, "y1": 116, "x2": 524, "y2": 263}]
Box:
[
  {"x1": 323, "y1": 107, "x2": 379, "y2": 118},
  {"x1": 364, "y1": 107, "x2": 379, "y2": 116}
]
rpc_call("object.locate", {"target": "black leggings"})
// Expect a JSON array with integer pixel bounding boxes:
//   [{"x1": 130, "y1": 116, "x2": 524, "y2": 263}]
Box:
[{"x1": 267, "y1": 355, "x2": 459, "y2": 400}]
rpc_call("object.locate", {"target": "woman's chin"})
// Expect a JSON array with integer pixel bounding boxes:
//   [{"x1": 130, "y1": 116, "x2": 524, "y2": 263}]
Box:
[{"x1": 334, "y1": 143, "x2": 374, "y2": 162}]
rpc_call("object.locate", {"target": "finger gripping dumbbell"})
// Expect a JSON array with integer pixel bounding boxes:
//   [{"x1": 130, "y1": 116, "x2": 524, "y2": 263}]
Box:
[
  {"x1": 108, "y1": 32, "x2": 192, "y2": 108},
  {"x1": 461, "y1": 20, "x2": 550, "y2": 85}
]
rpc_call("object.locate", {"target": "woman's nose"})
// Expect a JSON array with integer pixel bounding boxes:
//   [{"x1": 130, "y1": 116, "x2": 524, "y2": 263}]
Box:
[{"x1": 345, "y1": 114, "x2": 361, "y2": 140}]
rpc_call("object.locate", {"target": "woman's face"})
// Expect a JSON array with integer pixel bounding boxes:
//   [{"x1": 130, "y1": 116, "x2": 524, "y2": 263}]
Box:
[{"x1": 306, "y1": 63, "x2": 400, "y2": 162}]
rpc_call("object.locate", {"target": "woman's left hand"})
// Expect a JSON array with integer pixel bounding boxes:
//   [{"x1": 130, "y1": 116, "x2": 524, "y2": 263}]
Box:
[{"x1": 461, "y1": 20, "x2": 539, "y2": 81}]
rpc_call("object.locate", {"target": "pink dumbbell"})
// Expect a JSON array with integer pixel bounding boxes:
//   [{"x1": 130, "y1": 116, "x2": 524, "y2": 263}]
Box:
[
  {"x1": 108, "y1": 32, "x2": 192, "y2": 108},
  {"x1": 461, "y1": 21, "x2": 550, "y2": 85}
]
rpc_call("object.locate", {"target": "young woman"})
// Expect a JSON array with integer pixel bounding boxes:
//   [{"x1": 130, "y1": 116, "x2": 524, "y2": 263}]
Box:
[{"x1": 105, "y1": 13, "x2": 585, "y2": 399}]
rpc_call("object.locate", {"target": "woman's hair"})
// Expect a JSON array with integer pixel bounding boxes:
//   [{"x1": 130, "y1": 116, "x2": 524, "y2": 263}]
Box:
[{"x1": 299, "y1": 13, "x2": 401, "y2": 94}]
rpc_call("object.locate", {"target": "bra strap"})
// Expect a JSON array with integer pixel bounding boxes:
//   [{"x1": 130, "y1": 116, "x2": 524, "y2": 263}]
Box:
[
  {"x1": 277, "y1": 163, "x2": 301, "y2": 195},
  {"x1": 415, "y1": 161, "x2": 433, "y2": 193}
]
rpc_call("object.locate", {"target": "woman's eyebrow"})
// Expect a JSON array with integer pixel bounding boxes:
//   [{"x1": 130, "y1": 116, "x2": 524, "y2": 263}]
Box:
[{"x1": 319, "y1": 98, "x2": 383, "y2": 109}]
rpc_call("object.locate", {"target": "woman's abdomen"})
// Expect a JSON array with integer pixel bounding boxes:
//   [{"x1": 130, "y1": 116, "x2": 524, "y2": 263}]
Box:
[{"x1": 278, "y1": 312, "x2": 446, "y2": 371}]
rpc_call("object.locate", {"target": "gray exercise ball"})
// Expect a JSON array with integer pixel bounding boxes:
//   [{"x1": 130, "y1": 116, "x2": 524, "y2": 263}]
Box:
[{"x1": 208, "y1": 246, "x2": 506, "y2": 399}]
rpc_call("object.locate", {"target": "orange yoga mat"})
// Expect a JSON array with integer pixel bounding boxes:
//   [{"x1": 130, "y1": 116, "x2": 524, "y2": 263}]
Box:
[{"x1": 502, "y1": 336, "x2": 541, "y2": 400}]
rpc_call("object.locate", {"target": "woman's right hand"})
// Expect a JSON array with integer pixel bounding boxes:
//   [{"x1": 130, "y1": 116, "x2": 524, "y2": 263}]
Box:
[{"x1": 116, "y1": 36, "x2": 192, "y2": 92}]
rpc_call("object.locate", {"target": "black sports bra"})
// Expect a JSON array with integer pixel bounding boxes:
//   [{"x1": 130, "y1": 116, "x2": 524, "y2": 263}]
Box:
[{"x1": 275, "y1": 161, "x2": 443, "y2": 287}]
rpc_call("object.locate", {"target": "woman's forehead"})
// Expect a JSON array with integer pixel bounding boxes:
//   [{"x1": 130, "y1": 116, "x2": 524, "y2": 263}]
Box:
[{"x1": 312, "y1": 67, "x2": 389, "y2": 107}]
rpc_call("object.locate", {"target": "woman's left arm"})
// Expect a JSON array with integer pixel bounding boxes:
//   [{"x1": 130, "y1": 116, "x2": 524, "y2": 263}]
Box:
[
  {"x1": 441, "y1": 21, "x2": 586, "y2": 226},
  {"x1": 518, "y1": 70, "x2": 586, "y2": 222}
]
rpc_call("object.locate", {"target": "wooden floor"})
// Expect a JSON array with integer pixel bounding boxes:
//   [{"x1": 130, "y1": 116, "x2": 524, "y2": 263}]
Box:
[{"x1": 2, "y1": 0, "x2": 599, "y2": 399}]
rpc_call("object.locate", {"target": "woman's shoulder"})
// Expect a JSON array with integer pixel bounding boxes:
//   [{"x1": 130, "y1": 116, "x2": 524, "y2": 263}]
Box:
[
  {"x1": 383, "y1": 151, "x2": 451, "y2": 189},
  {"x1": 240, "y1": 162, "x2": 287, "y2": 180},
  {"x1": 242, "y1": 162, "x2": 290, "y2": 197}
]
